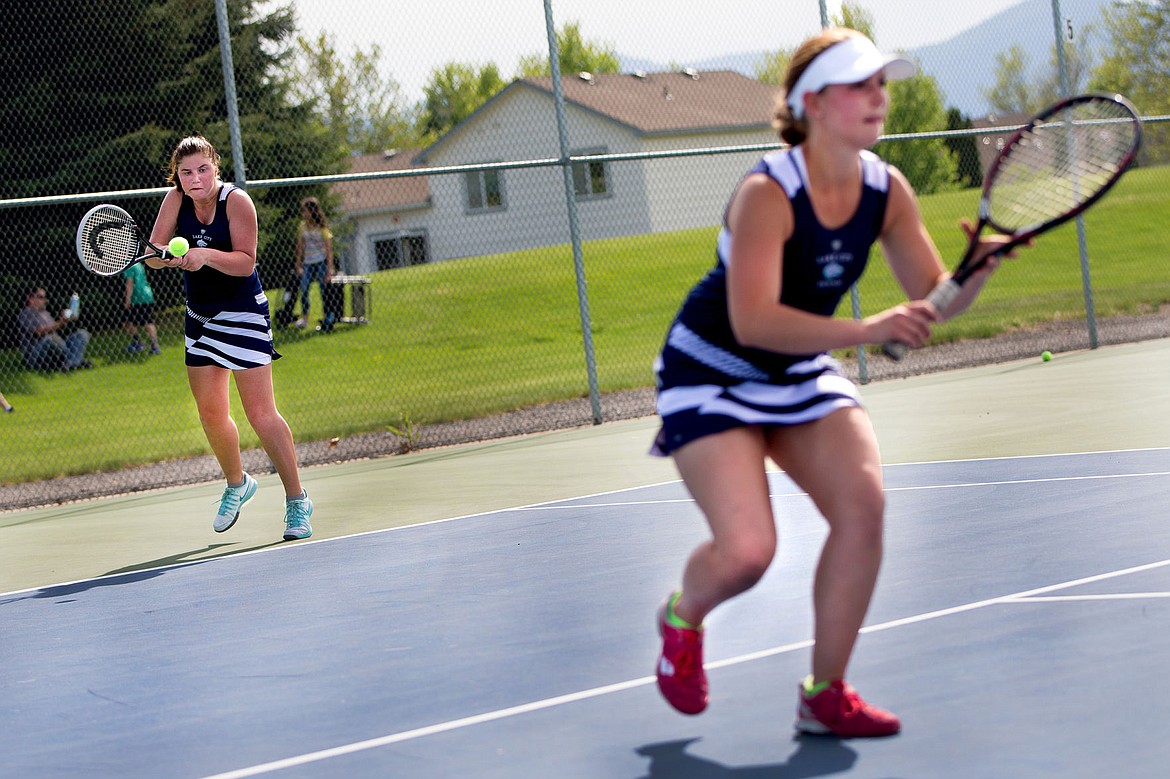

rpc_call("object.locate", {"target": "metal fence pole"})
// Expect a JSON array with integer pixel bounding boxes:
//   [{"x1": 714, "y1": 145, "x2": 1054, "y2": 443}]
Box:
[
  {"x1": 817, "y1": 1, "x2": 871, "y2": 382},
  {"x1": 544, "y1": 0, "x2": 603, "y2": 424},
  {"x1": 1051, "y1": 0, "x2": 1099, "y2": 348},
  {"x1": 215, "y1": 0, "x2": 248, "y2": 186}
]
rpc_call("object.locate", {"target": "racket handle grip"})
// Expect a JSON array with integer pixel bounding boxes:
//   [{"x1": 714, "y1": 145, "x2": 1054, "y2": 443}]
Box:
[{"x1": 882, "y1": 278, "x2": 963, "y2": 361}]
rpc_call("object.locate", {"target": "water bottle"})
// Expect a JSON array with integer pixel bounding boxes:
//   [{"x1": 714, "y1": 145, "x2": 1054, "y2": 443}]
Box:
[{"x1": 68, "y1": 292, "x2": 80, "y2": 320}]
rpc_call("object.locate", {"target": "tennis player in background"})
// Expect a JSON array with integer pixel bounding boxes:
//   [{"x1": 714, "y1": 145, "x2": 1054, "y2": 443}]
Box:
[
  {"x1": 651, "y1": 28, "x2": 1022, "y2": 736},
  {"x1": 146, "y1": 135, "x2": 313, "y2": 541}
]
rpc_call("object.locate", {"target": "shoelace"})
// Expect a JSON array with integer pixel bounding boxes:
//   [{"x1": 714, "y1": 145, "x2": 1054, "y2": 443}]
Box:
[
  {"x1": 839, "y1": 686, "x2": 868, "y2": 718},
  {"x1": 217, "y1": 484, "x2": 247, "y2": 515},
  {"x1": 285, "y1": 500, "x2": 311, "y2": 527}
]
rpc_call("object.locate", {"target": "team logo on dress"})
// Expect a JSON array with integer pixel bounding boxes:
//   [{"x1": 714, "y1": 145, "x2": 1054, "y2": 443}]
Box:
[{"x1": 818, "y1": 240, "x2": 850, "y2": 286}]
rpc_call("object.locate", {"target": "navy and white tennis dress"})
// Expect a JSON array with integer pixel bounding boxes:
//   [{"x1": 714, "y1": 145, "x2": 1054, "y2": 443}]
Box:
[
  {"x1": 652, "y1": 146, "x2": 891, "y2": 456},
  {"x1": 177, "y1": 183, "x2": 280, "y2": 370}
]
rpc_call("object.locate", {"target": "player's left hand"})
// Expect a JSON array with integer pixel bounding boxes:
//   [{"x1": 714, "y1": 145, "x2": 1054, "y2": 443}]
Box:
[
  {"x1": 161, "y1": 248, "x2": 206, "y2": 271},
  {"x1": 965, "y1": 218, "x2": 1028, "y2": 276}
]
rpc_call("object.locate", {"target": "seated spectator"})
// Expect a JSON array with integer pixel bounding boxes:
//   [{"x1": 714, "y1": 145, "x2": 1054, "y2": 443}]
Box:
[{"x1": 17, "y1": 286, "x2": 92, "y2": 371}]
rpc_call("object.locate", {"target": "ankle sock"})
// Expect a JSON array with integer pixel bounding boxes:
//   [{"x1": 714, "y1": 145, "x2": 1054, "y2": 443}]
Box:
[
  {"x1": 665, "y1": 591, "x2": 701, "y2": 630},
  {"x1": 802, "y1": 675, "x2": 833, "y2": 697}
]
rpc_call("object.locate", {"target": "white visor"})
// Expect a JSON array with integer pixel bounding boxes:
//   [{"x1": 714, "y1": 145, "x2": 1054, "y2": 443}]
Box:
[{"x1": 786, "y1": 35, "x2": 916, "y2": 120}]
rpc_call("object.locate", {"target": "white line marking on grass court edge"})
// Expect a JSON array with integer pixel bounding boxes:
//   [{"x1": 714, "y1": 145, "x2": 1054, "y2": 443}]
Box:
[{"x1": 197, "y1": 556, "x2": 1170, "y2": 779}]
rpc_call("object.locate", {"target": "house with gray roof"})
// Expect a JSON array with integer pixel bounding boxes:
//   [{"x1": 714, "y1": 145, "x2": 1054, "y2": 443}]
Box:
[{"x1": 337, "y1": 70, "x2": 781, "y2": 273}]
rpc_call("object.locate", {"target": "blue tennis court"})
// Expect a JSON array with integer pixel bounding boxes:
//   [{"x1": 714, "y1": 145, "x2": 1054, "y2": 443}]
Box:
[{"x1": 4, "y1": 445, "x2": 1168, "y2": 778}]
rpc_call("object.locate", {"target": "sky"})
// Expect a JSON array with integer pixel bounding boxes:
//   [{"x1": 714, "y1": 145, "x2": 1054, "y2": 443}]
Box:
[{"x1": 284, "y1": 0, "x2": 1027, "y2": 102}]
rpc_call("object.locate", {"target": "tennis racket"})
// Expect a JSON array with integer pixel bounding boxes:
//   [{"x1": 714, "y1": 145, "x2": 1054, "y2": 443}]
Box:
[
  {"x1": 884, "y1": 93, "x2": 1142, "y2": 360},
  {"x1": 75, "y1": 204, "x2": 176, "y2": 276}
]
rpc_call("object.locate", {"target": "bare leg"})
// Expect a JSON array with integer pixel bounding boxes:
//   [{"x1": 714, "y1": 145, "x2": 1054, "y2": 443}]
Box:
[
  {"x1": 187, "y1": 365, "x2": 243, "y2": 483},
  {"x1": 234, "y1": 365, "x2": 302, "y2": 498},
  {"x1": 670, "y1": 426, "x2": 778, "y2": 627},
  {"x1": 768, "y1": 406, "x2": 886, "y2": 682}
]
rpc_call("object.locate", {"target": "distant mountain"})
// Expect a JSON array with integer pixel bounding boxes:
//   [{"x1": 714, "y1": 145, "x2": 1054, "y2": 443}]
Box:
[{"x1": 618, "y1": 0, "x2": 1115, "y2": 118}]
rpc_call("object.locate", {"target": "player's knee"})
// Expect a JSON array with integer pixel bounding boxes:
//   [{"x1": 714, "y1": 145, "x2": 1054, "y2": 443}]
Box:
[{"x1": 723, "y1": 539, "x2": 776, "y2": 591}]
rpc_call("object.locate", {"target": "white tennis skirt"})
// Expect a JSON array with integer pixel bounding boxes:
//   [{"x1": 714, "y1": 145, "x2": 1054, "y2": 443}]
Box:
[
  {"x1": 651, "y1": 355, "x2": 862, "y2": 457},
  {"x1": 184, "y1": 305, "x2": 280, "y2": 370}
]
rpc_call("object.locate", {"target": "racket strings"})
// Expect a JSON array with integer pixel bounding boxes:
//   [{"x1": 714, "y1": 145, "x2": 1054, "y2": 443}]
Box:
[
  {"x1": 79, "y1": 205, "x2": 140, "y2": 274},
  {"x1": 989, "y1": 100, "x2": 1138, "y2": 232}
]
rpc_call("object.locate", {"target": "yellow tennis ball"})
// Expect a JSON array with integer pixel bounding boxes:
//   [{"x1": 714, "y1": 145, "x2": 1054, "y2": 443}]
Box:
[
  {"x1": 1041, "y1": 350, "x2": 1052, "y2": 362},
  {"x1": 168, "y1": 236, "x2": 189, "y2": 257}
]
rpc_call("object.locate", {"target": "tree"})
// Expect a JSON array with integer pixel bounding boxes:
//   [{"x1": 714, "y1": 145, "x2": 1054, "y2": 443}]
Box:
[
  {"x1": 290, "y1": 33, "x2": 417, "y2": 156},
  {"x1": 516, "y1": 21, "x2": 620, "y2": 78},
  {"x1": 833, "y1": 2, "x2": 876, "y2": 38},
  {"x1": 1090, "y1": 0, "x2": 1170, "y2": 163},
  {"x1": 417, "y1": 62, "x2": 507, "y2": 143},
  {"x1": 985, "y1": 45, "x2": 1037, "y2": 115},
  {"x1": 944, "y1": 108, "x2": 982, "y2": 189},
  {"x1": 754, "y1": 50, "x2": 793, "y2": 87},
  {"x1": 877, "y1": 75, "x2": 961, "y2": 195},
  {"x1": 985, "y1": 32, "x2": 1097, "y2": 115},
  {"x1": 831, "y1": 3, "x2": 959, "y2": 194},
  {"x1": 0, "y1": 0, "x2": 342, "y2": 327}
]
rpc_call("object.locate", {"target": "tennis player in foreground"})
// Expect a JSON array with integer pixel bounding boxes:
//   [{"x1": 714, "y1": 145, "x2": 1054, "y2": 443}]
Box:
[
  {"x1": 146, "y1": 135, "x2": 313, "y2": 542},
  {"x1": 651, "y1": 28, "x2": 1023, "y2": 736}
]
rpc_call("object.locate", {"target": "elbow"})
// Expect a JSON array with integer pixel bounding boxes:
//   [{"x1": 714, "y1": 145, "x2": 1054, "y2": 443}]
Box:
[{"x1": 729, "y1": 316, "x2": 769, "y2": 351}]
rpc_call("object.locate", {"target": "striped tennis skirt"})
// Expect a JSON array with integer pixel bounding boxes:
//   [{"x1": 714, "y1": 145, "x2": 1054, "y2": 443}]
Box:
[
  {"x1": 184, "y1": 301, "x2": 281, "y2": 370},
  {"x1": 651, "y1": 353, "x2": 863, "y2": 457}
]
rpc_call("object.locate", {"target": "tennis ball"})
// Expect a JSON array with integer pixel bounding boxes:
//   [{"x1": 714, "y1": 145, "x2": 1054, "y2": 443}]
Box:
[
  {"x1": 168, "y1": 236, "x2": 190, "y2": 257},
  {"x1": 1041, "y1": 350, "x2": 1052, "y2": 362}
]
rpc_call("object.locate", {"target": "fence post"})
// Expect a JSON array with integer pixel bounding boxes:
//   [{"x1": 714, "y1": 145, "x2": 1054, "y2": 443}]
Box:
[
  {"x1": 817, "y1": 1, "x2": 871, "y2": 382},
  {"x1": 1051, "y1": 0, "x2": 1099, "y2": 348},
  {"x1": 544, "y1": 0, "x2": 603, "y2": 424},
  {"x1": 215, "y1": 0, "x2": 248, "y2": 187}
]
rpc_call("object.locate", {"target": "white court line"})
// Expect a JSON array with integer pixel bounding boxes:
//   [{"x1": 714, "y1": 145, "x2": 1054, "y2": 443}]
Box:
[
  {"x1": 7, "y1": 449, "x2": 1167, "y2": 599},
  {"x1": 1004, "y1": 592, "x2": 1170, "y2": 602},
  {"x1": 198, "y1": 557, "x2": 1170, "y2": 779},
  {"x1": 516, "y1": 469, "x2": 1170, "y2": 511}
]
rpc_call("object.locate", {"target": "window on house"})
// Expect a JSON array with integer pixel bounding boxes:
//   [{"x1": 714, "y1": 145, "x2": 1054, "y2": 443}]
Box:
[
  {"x1": 572, "y1": 149, "x2": 609, "y2": 199},
  {"x1": 373, "y1": 230, "x2": 430, "y2": 270},
  {"x1": 465, "y1": 169, "x2": 504, "y2": 212}
]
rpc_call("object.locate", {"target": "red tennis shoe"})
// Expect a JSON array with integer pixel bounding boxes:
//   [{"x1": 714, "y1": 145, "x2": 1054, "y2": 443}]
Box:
[
  {"x1": 655, "y1": 598, "x2": 708, "y2": 715},
  {"x1": 796, "y1": 679, "x2": 901, "y2": 737}
]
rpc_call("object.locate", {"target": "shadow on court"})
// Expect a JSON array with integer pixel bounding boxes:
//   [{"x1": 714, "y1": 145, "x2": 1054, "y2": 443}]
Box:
[
  {"x1": 635, "y1": 736, "x2": 861, "y2": 778},
  {"x1": 101, "y1": 539, "x2": 287, "y2": 577},
  {"x1": 0, "y1": 541, "x2": 289, "y2": 604}
]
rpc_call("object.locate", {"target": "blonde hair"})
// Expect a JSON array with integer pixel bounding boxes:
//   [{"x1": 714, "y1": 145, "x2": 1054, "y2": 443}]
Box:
[
  {"x1": 166, "y1": 135, "x2": 221, "y2": 189},
  {"x1": 772, "y1": 27, "x2": 864, "y2": 146}
]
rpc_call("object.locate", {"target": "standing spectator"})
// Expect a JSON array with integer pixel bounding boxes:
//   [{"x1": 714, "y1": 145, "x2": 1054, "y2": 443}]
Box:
[
  {"x1": 294, "y1": 196, "x2": 335, "y2": 330},
  {"x1": 123, "y1": 262, "x2": 161, "y2": 355},
  {"x1": 17, "y1": 286, "x2": 92, "y2": 372}
]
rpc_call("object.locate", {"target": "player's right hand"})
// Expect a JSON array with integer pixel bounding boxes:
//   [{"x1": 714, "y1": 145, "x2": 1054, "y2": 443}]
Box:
[{"x1": 863, "y1": 301, "x2": 937, "y2": 348}]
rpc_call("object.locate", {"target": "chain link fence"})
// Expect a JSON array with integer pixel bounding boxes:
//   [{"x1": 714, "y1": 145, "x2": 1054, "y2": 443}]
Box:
[{"x1": 3, "y1": 0, "x2": 1168, "y2": 509}]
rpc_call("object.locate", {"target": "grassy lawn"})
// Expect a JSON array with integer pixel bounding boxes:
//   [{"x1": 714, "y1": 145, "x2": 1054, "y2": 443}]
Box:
[{"x1": 3, "y1": 165, "x2": 1167, "y2": 484}]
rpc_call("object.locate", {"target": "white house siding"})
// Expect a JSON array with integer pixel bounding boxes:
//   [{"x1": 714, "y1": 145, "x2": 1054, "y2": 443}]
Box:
[
  {"x1": 638, "y1": 132, "x2": 778, "y2": 234},
  {"x1": 423, "y1": 88, "x2": 657, "y2": 262},
  {"x1": 367, "y1": 84, "x2": 779, "y2": 265},
  {"x1": 344, "y1": 206, "x2": 433, "y2": 275}
]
